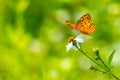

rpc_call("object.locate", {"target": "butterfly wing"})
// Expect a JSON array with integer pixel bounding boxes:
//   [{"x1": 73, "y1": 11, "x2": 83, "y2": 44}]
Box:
[
  {"x1": 66, "y1": 20, "x2": 76, "y2": 29},
  {"x1": 76, "y1": 13, "x2": 96, "y2": 34}
]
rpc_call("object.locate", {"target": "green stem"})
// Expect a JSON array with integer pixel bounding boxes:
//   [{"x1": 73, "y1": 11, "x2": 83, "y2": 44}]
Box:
[
  {"x1": 110, "y1": 74, "x2": 120, "y2": 80},
  {"x1": 75, "y1": 45, "x2": 107, "y2": 71},
  {"x1": 96, "y1": 69, "x2": 120, "y2": 80},
  {"x1": 97, "y1": 54, "x2": 110, "y2": 71}
]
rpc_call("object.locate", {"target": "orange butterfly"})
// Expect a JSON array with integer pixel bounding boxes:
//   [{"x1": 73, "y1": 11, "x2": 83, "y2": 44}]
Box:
[{"x1": 66, "y1": 13, "x2": 96, "y2": 34}]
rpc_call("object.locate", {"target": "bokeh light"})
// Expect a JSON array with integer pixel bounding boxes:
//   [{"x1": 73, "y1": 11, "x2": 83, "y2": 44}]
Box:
[{"x1": 60, "y1": 58, "x2": 72, "y2": 70}]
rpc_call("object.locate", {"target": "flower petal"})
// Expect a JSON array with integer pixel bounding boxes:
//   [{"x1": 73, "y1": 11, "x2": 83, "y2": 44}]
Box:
[
  {"x1": 66, "y1": 42, "x2": 73, "y2": 51},
  {"x1": 66, "y1": 41, "x2": 80, "y2": 51},
  {"x1": 71, "y1": 45, "x2": 78, "y2": 50},
  {"x1": 76, "y1": 42, "x2": 81, "y2": 49},
  {"x1": 79, "y1": 33, "x2": 92, "y2": 40},
  {"x1": 72, "y1": 30, "x2": 80, "y2": 35},
  {"x1": 75, "y1": 36, "x2": 84, "y2": 43}
]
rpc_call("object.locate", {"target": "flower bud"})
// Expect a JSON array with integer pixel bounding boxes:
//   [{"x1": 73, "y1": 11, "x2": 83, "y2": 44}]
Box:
[
  {"x1": 90, "y1": 65, "x2": 98, "y2": 71},
  {"x1": 93, "y1": 47, "x2": 99, "y2": 56},
  {"x1": 93, "y1": 47, "x2": 99, "y2": 52}
]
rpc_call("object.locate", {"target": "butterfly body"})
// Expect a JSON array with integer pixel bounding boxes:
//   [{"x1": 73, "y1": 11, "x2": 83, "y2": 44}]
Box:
[{"x1": 66, "y1": 13, "x2": 96, "y2": 34}]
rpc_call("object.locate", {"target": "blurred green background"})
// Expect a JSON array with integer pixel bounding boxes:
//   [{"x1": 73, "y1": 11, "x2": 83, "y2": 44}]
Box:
[{"x1": 0, "y1": 0, "x2": 120, "y2": 80}]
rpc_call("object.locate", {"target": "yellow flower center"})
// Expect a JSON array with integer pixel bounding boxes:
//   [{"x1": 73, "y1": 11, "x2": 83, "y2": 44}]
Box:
[{"x1": 68, "y1": 36, "x2": 75, "y2": 43}]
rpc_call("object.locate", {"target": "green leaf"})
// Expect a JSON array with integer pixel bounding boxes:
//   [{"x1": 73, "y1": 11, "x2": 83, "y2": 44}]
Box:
[{"x1": 108, "y1": 50, "x2": 115, "y2": 66}]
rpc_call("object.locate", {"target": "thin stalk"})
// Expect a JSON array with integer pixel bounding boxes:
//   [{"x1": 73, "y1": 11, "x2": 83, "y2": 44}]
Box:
[
  {"x1": 95, "y1": 69, "x2": 120, "y2": 80},
  {"x1": 75, "y1": 45, "x2": 107, "y2": 71},
  {"x1": 97, "y1": 54, "x2": 110, "y2": 71},
  {"x1": 110, "y1": 74, "x2": 120, "y2": 80}
]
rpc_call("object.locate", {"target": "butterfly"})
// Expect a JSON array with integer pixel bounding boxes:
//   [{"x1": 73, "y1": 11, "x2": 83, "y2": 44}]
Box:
[{"x1": 66, "y1": 13, "x2": 96, "y2": 35}]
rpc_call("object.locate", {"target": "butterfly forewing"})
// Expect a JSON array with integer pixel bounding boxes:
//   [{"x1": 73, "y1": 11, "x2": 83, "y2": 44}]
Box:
[
  {"x1": 76, "y1": 13, "x2": 95, "y2": 34},
  {"x1": 66, "y1": 20, "x2": 76, "y2": 29},
  {"x1": 76, "y1": 13, "x2": 91, "y2": 25}
]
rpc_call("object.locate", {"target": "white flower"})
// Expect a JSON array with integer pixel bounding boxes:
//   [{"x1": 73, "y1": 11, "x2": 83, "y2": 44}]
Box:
[{"x1": 66, "y1": 34, "x2": 92, "y2": 51}]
